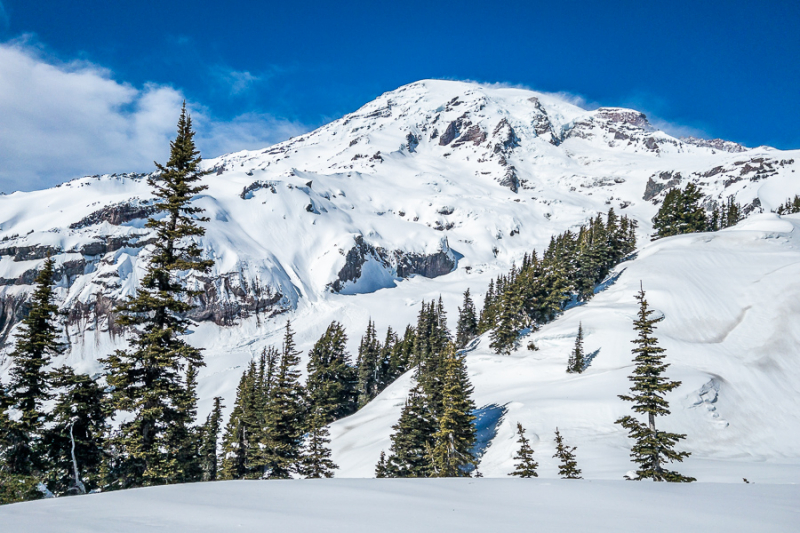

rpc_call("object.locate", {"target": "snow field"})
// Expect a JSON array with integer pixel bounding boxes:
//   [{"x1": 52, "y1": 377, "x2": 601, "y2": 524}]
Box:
[{"x1": 0, "y1": 478, "x2": 796, "y2": 532}]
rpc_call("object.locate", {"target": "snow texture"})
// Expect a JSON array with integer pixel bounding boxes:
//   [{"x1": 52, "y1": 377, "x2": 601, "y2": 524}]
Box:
[{"x1": 0, "y1": 479, "x2": 795, "y2": 532}]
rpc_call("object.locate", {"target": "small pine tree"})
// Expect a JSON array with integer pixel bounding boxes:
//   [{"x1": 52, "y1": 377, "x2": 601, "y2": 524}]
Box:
[
  {"x1": 455, "y1": 289, "x2": 479, "y2": 349},
  {"x1": 43, "y1": 367, "x2": 109, "y2": 495},
  {"x1": 509, "y1": 422, "x2": 538, "y2": 478},
  {"x1": 615, "y1": 285, "x2": 694, "y2": 482},
  {"x1": 553, "y1": 428, "x2": 582, "y2": 479},
  {"x1": 375, "y1": 451, "x2": 388, "y2": 478},
  {"x1": 300, "y1": 408, "x2": 337, "y2": 478},
  {"x1": 429, "y1": 345, "x2": 477, "y2": 477},
  {"x1": 567, "y1": 323, "x2": 585, "y2": 373},
  {"x1": 3, "y1": 256, "x2": 63, "y2": 480},
  {"x1": 199, "y1": 397, "x2": 224, "y2": 481}
]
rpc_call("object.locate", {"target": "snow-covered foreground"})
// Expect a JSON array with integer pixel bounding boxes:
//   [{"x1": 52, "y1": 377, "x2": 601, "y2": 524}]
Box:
[
  {"x1": 1, "y1": 479, "x2": 796, "y2": 532},
  {"x1": 330, "y1": 214, "x2": 800, "y2": 482}
]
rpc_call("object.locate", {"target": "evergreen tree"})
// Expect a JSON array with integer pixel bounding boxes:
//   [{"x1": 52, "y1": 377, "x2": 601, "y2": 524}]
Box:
[
  {"x1": 455, "y1": 289, "x2": 479, "y2": 349},
  {"x1": 356, "y1": 320, "x2": 381, "y2": 408},
  {"x1": 552, "y1": 428, "x2": 582, "y2": 479},
  {"x1": 652, "y1": 183, "x2": 708, "y2": 239},
  {"x1": 508, "y1": 422, "x2": 538, "y2": 478},
  {"x1": 430, "y1": 345, "x2": 477, "y2": 477},
  {"x1": 615, "y1": 286, "x2": 694, "y2": 482},
  {"x1": 199, "y1": 396, "x2": 224, "y2": 481},
  {"x1": 299, "y1": 407, "x2": 337, "y2": 478},
  {"x1": 567, "y1": 323, "x2": 585, "y2": 373},
  {"x1": 774, "y1": 195, "x2": 800, "y2": 215},
  {"x1": 43, "y1": 367, "x2": 109, "y2": 495},
  {"x1": 3, "y1": 256, "x2": 63, "y2": 480},
  {"x1": 374, "y1": 451, "x2": 388, "y2": 478},
  {"x1": 263, "y1": 321, "x2": 307, "y2": 478},
  {"x1": 219, "y1": 371, "x2": 251, "y2": 480},
  {"x1": 102, "y1": 104, "x2": 213, "y2": 488},
  {"x1": 306, "y1": 321, "x2": 357, "y2": 424},
  {"x1": 384, "y1": 383, "x2": 436, "y2": 478},
  {"x1": 489, "y1": 287, "x2": 523, "y2": 355}
]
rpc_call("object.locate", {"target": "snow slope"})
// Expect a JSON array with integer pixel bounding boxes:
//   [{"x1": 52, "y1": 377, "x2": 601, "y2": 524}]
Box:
[
  {"x1": 0, "y1": 80, "x2": 799, "y2": 481},
  {"x1": 1, "y1": 479, "x2": 796, "y2": 532},
  {"x1": 329, "y1": 213, "x2": 800, "y2": 482}
]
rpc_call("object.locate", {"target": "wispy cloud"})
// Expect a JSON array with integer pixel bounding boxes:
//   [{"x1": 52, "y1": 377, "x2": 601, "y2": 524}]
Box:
[
  {"x1": 211, "y1": 67, "x2": 262, "y2": 95},
  {"x1": 0, "y1": 41, "x2": 309, "y2": 193}
]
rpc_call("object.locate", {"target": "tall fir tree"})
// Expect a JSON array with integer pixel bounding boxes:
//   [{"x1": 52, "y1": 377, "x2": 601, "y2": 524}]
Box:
[
  {"x1": 102, "y1": 104, "x2": 213, "y2": 488},
  {"x1": 615, "y1": 286, "x2": 694, "y2": 482},
  {"x1": 567, "y1": 323, "x2": 585, "y2": 373},
  {"x1": 552, "y1": 428, "x2": 582, "y2": 479},
  {"x1": 509, "y1": 422, "x2": 538, "y2": 478},
  {"x1": 299, "y1": 407, "x2": 338, "y2": 478},
  {"x1": 489, "y1": 286, "x2": 523, "y2": 355},
  {"x1": 263, "y1": 321, "x2": 307, "y2": 478},
  {"x1": 306, "y1": 321, "x2": 357, "y2": 423},
  {"x1": 3, "y1": 256, "x2": 63, "y2": 480},
  {"x1": 429, "y1": 345, "x2": 477, "y2": 477},
  {"x1": 199, "y1": 396, "x2": 224, "y2": 481},
  {"x1": 43, "y1": 367, "x2": 109, "y2": 495},
  {"x1": 356, "y1": 320, "x2": 381, "y2": 408},
  {"x1": 219, "y1": 371, "x2": 251, "y2": 480},
  {"x1": 455, "y1": 289, "x2": 479, "y2": 349}
]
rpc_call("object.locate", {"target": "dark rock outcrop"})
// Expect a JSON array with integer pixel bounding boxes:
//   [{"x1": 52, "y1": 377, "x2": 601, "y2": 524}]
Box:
[
  {"x1": 70, "y1": 202, "x2": 158, "y2": 230},
  {"x1": 328, "y1": 235, "x2": 456, "y2": 293},
  {"x1": 643, "y1": 171, "x2": 682, "y2": 202}
]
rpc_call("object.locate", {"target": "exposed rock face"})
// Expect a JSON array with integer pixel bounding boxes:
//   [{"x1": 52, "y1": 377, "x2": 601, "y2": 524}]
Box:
[
  {"x1": 70, "y1": 201, "x2": 158, "y2": 229},
  {"x1": 452, "y1": 125, "x2": 486, "y2": 147},
  {"x1": 492, "y1": 119, "x2": 520, "y2": 153},
  {"x1": 439, "y1": 114, "x2": 475, "y2": 146},
  {"x1": 328, "y1": 235, "x2": 457, "y2": 293},
  {"x1": 595, "y1": 108, "x2": 651, "y2": 129},
  {"x1": 681, "y1": 137, "x2": 748, "y2": 153},
  {"x1": 241, "y1": 180, "x2": 278, "y2": 199},
  {"x1": 0, "y1": 294, "x2": 29, "y2": 347},
  {"x1": 499, "y1": 167, "x2": 520, "y2": 193},
  {"x1": 0, "y1": 244, "x2": 61, "y2": 262},
  {"x1": 190, "y1": 273, "x2": 287, "y2": 326},
  {"x1": 643, "y1": 171, "x2": 682, "y2": 202},
  {"x1": 406, "y1": 133, "x2": 419, "y2": 153},
  {"x1": 529, "y1": 97, "x2": 558, "y2": 144}
]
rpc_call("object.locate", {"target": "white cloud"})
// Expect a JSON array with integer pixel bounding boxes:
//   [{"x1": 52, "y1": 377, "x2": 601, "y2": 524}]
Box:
[{"x1": 0, "y1": 41, "x2": 309, "y2": 193}]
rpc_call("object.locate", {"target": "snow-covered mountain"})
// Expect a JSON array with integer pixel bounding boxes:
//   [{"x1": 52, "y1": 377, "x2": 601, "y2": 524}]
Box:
[{"x1": 1, "y1": 79, "x2": 799, "y2": 480}]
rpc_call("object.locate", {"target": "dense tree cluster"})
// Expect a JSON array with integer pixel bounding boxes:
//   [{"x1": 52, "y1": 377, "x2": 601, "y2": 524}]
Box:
[
  {"x1": 774, "y1": 195, "x2": 800, "y2": 215},
  {"x1": 379, "y1": 301, "x2": 478, "y2": 478},
  {"x1": 479, "y1": 209, "x2": 636, "y2": 355},
  {"x1": 653, "y1": 183, "x2": 742, "y2": 239}
]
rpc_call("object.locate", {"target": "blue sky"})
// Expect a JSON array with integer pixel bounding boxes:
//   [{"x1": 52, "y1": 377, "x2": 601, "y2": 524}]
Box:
[{"x1": 0, "y1": 0, "x2": 798, "y2": 192}]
